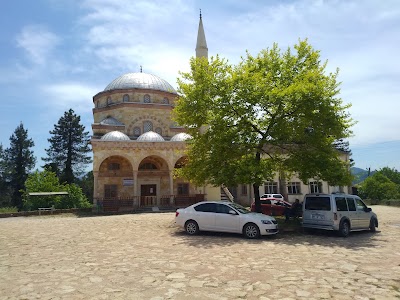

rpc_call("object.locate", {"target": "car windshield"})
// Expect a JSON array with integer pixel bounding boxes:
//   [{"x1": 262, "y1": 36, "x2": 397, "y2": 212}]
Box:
[{"x1": 228, "y1": 202, "x2": 250, "y2": 214}]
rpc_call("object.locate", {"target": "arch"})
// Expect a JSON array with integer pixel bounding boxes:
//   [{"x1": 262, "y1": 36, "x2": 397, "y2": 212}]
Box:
[
  {"x1": 123, "y1": 94, "x2": 130, "y2": 102},
  {"x1": 174, "y1": 156, "x2": 188, "y2": 169},
  {"x1": 162, "y1": 97, "x2": 169, "y2": 104},
  {"x1": 138, "y1": 155, "x2": 168, "y2": 171},
  {"x1": 107, "y1": 97, "x2": 112, "y2": 105},
  {"x1": 98, "y1": 155, "x2": 133, "y2": 175}
]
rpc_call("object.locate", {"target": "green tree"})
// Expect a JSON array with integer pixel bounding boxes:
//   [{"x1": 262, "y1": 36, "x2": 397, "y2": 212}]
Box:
[
  {"x1": 0, "y1": 144, "x2": 12, "y2": 207},
  {"x1": 175, "y1": 40, "x2": 353, "y2": 212},
  {"x1": 4, "y1": 123, "x2": 36, "y2": 210},
  {"x1": 358, "y1": 172, "x2": 399, "y2": 203},
  {"x1": 77, "y1": 171, "x2": 94, "y2": 203},
  {"x1": 23, "y1": 169, "x2": 91, "y2": 210},
  {"x1": 43, "y1": 109, "x2": 92, "y2": 184},
  {"x1": 378, "y1": 167, "x2": 400, "y2": 185}
]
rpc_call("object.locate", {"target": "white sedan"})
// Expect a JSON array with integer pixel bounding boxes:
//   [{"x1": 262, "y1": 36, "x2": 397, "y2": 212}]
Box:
[{"x1": 175, "y1": 201, "x2": 279, "y2": 239}]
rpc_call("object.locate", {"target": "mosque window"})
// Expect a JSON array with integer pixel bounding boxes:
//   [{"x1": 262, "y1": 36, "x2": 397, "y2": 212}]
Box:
[
  {"x1": 108, "y1": 163, "x2": 120, "y2": 171},
  {"x1": 96, "y1": 101, "x2": 99, "y2": 108},
  {"x1": 155, "y1": 127, "x2": 162, "y2": 135},
  {"x1": 107, "y1": 97, "x2": 112, "y2": 105},
  {"x1": 143, "y1": 121, "x2": 153, "y2": 133},
  {"x1": 105, "y1": 185, "x2": 117, "y2": 198},
  {"x1": 178, "y1": 183, "x2": 189, "y2": 195},
  {"x1": 133, "y1": 127, "x2": 141, "y2": 136},
  {"x1": 144, "y1": 94, "x2": 151, "y2": 103},
  {"x1": 139, "y1": 162, "x2": 158, "y2": 170},
  {"x1": 162, "y1": 97, "x2": 169, "y2": 104},
  {"x1": 123, "y1": 94, "x2": 130, "y2": 102}
]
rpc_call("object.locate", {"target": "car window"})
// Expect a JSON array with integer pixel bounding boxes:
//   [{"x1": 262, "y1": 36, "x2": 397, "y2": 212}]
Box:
[
  {"x1": 304, "y1": 196, "x2": 331, "y2": 211},
  {"x1": 261, "y1": 200, "x2": 271, "y2": 205},
  {"x1": 355, "y1": 198, "x2": 367, "y2": 211},
  {"x1": 273, "y1": 194, "x2": 283, "y2": 199},
  {"x1": 335, "y1": 197, "x2": 348, "y2": 211},
  {"x1": 346, "y1": 198, "x2": 356, "y2": 211},
  {"x1": 216, "y1": 204, "x2": 232, "y2": 214},
  {"x1": 228, "y1": 202, "x2": 250, "y2": 214},
  {"x1": 194, "y1": 203, "x2": 216, "y2": 213}
]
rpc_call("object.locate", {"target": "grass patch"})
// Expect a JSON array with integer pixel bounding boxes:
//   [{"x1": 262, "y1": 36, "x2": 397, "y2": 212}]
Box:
[{"x1": 0, "y1": 207, "x2": 18, "y2": 213}]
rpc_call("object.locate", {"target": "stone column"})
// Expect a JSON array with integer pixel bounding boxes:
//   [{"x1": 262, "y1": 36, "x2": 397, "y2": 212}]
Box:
[
  {"x1": 133, "y1": 171, "x2": 138, "y2": 206},
  {"x1": 169, "y1": 171, "x2": 174, "y2": 205}
]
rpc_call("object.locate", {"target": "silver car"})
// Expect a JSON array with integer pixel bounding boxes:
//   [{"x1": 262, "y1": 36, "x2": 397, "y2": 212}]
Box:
[{"x1": 302, "y1": 193, "x2": 378, "y2": 237}]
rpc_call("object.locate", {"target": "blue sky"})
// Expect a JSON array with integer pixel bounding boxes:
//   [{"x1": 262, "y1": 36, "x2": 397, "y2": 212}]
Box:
[{"x1": 0, "y1": 0, "x2": 399, "y2": 172}]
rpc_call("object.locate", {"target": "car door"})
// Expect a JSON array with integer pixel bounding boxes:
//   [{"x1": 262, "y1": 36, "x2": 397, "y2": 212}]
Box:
[
  {"x1": 214, "y1": 203, "x2": 240, "y2": 233},
  {"x1": 193, "y1": 203, "x2": 217, "y2": 230},
  {"x1": 346, "y1": 197, "x2": 359, "y2": 228},
  {"x1": 355, "y1": 197, "x2": 370, "y2": 228}
]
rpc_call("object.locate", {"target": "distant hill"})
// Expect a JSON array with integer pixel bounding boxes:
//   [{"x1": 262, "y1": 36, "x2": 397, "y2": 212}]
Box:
[{"x1": 351, "y1": 167, "x2": 376, "y2": 185}]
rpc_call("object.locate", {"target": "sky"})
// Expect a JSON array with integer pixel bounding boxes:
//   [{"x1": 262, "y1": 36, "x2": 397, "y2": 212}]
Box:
[{"x1": 0, "y1": 0, "x2": 399, "y2": 172}]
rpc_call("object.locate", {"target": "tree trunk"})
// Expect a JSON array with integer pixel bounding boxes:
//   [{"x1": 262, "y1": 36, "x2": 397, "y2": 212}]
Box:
[{"x1": 253, "y1": 151, "x2": 262, "y2": 213}]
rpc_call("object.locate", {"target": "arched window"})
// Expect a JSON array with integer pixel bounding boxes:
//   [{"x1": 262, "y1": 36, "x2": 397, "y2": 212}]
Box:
[
  {"x1": 162, "y1": 97, "x2": 169, "y2": 104},
  {"x1": 107, "y1": 97, "x2": 112, "y2": 105},
  {"x1": 143, "y1": 121, "x2": 153, "y2": 133},
  {"x1": 155, "y1": 127, "x2": 162, "y2": 135},
  {"x1": 144, "y1": 94, "x2": 151, "y2": 103},
  {"x1": 139, "y1": 162, "x2": 158, "y2": 170},
  {"x1": 133, "y1": 127, "x2": 141, "y2": 136},
  {"x1": 123, "y1": 94, "x2": 130, "y2": 102}
]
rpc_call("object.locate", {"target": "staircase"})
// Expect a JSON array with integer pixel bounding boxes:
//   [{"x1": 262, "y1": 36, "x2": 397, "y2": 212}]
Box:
[{"x1": 221, "y1": 186, "x2": 234, "y2": 202}]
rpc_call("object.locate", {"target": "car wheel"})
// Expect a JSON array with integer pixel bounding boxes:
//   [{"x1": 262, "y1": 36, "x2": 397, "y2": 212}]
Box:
[
  {"x1": 369, "y1": 218, "x2": 377, "y2": 232},
  {"x1": 243, "y1": 223, "x2": 260, "y2": 239},
  {"x1": 339, "y1": 220, "x2": 350, "y2": 237},
  {"x1": 185, "y1": 220, "x2": 199, "y2": 235}
]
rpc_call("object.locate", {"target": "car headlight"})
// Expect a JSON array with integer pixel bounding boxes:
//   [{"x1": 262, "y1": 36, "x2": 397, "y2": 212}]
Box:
[{"x1": 261, "y1": 220, "x2": 273, "y2": 224}]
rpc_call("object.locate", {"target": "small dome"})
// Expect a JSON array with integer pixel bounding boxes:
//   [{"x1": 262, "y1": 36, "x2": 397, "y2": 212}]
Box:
[
  {"x1": 100, "y1": 117, "x2": 124, "y2": 126},
  {"x1": 104, "y1": 72, "x2": 177, "y2": 94},
  {"x1": 101, "y1": 131, "x2": 130, "y2": 141},
  {"x1": 170, "y1": 132, "x2": 192, "y2": 142},
  {"x1": 137, "y1": 131, "x2": 165, "y2": 142}
]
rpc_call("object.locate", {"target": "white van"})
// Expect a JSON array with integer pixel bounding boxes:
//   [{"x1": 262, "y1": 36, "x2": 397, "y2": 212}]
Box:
[{"x1": 302, "y1": 193, "x2": 378, "y2": 237}]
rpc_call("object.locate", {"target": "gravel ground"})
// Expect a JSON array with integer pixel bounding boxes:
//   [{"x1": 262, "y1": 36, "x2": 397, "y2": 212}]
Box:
[{"x1": 0, "y1": 205, "x2": 399, "y2": 300}]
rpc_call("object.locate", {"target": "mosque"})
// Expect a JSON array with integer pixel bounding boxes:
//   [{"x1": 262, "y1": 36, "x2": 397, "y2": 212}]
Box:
[{"x1": 91, "y1": 14, "x2": 351, "y2": 212}]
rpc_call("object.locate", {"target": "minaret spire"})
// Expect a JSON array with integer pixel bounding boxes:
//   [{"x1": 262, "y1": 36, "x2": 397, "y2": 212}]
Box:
[{"x1": 196, "y1": 9, "x2": 208, "y2": 59}]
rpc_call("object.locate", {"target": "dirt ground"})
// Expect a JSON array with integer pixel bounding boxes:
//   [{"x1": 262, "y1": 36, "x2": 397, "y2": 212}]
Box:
[{"x1": 0, "y1": 205, "x2": 399, "y2": 299}]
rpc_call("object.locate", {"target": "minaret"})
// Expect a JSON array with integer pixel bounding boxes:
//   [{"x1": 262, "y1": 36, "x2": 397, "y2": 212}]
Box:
[{"x1": 196, "y1": 10, "x2": 208, "y2": 59}]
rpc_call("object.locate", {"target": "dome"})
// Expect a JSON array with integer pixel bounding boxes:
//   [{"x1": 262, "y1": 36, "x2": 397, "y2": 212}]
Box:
[
  {"x1": 99, "y1": 117, "x2": 124, "y2": 126},
  {"x1": 137, "y1": 131, "x2": 165, "y2": 142},
  {"x1": 104, "y1": 72, "x2": 177, "y2": 94},
  {"x1": 170, "y1": 132, "x2": 193, "y2": 142},
  {"x1": 101, "y1": 131, "x2": 130, "y2": 141}
]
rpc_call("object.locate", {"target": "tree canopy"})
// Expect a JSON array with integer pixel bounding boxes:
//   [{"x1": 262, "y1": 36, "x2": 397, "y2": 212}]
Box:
[
  {"x1": 175, "y1": 40, "x2": 353, "y2": 210},
  {"x1": 43, "y1": 109, "x2": 92, "y2": 184}
]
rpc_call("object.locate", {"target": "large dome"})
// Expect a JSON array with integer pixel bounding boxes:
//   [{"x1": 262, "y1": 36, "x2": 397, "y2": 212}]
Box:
[{"x1": 104, "y1": 72, "x2": 177, "y2": 94}]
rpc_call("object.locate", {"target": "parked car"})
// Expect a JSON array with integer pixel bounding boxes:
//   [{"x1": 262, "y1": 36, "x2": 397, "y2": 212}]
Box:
[
  {"x1": 175, "y1": 201, "x2": 279, "y2": 239},
  {"x1": 261, "y1": 193, "x2": 285, "y2": 200},
  {"x1": 302, "y1": 193, "x2": 378, "y2": 237},
  {"x1": 250, "y1": 198, "x2": 292, "y2": 216}
]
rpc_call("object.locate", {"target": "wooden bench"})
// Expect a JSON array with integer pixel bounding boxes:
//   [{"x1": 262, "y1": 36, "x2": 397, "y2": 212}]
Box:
[{"x1": 38, "y1": 205, "x2": 55, "y2": 215}]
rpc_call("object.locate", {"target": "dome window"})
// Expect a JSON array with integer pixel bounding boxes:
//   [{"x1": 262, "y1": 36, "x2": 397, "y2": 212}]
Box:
[
  {"x1": 144, "y1": 94, "x2": 151, "y2": 103},
  {"x1": 162, "y1": 97, "x2": 169, "y2": 104},
  {"x1": 123, "y1": 94, "x2": 130, "y2": 102},
  {"x1": 133, "y1": 127, "x2": 141, "y2": 136},
  {"x1": 155, "y1": 127, "x2": 162, "y2": 135},
  {"x1": 107, "y1": 97, "x2": 112, "y2": 105},
  {"x1": 143, "y1": 121, "x2": 153, "y2": 133}
]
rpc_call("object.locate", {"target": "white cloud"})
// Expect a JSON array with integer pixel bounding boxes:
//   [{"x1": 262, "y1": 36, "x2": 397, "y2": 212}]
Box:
[{"x1": 16, "y1": 25, "x2": 60, "y2": 65}]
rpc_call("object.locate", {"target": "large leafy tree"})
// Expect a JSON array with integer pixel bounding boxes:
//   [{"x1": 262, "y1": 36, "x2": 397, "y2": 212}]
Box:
[
  {"x1": 175, "y1": 40, "x2": 353, "y2": 212},
  {"x1": 43, "y1": 109, "x2": 92, "y2": 184},
  {"x1": 3, "y1": 123, "x2": 36, "y2": 210},
  {"x1": 0, "y1": 144, "x2": 12, "y2": 207},
  {"x1": 359, "y1": 172, "x2": 399, "y2": 203}
]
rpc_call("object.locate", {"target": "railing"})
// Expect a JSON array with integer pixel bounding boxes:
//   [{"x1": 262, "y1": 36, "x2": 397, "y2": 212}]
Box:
[{"x1": 95, "y1": 194, "x2": 205, "y2": 213}]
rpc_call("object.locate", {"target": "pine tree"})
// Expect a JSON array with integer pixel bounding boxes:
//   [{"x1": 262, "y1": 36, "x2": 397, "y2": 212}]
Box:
[
  {"x1": 43, "y1": 109, "x2": 92, "y2": 184},
  {"x1": 4, "y1": 123, "x2": 36, "y2": 209}
]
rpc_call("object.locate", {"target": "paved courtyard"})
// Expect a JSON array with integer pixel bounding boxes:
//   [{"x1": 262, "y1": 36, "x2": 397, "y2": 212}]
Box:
[{"x1": 0, "y1": 205, "x2": 399, "y2": 300}]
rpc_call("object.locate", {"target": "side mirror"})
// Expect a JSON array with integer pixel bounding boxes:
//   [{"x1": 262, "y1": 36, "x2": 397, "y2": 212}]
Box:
[
  {"x1": 364, "y1": 207, "x2": 372, "y2": 212},
  {"x1": 228, "y1": 209, "x2": 237, "y2": 215}
]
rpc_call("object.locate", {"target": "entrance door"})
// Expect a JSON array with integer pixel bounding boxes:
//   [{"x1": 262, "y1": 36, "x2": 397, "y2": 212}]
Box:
[{"x1": 141, "y1": 184, "x2": 157, "y2": 206}]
